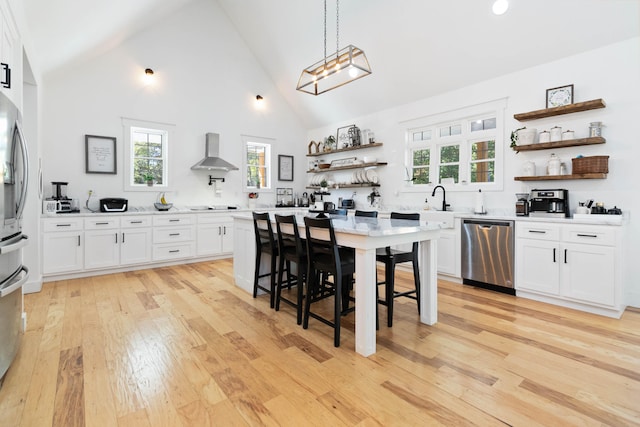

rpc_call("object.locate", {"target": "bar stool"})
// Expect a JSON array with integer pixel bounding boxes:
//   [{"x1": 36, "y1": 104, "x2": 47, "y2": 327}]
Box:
[
  {"x1": 252, "y1": 212, "x2": 280, "y2": 308},
  {"x1": 274, "y1": 214, "x2": 306, "y2": 325},
  {"x1": 303, "y1": 216, "x2": 355, "y2": 347},
  {"x1": 376, "y1": 212, "x2": 421, "y2": 327}
]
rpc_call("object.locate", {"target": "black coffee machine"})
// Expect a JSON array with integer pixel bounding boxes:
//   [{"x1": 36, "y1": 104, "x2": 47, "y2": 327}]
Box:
[{"x1": 529, "y1": 189, "x2": 570, "y2": 218}]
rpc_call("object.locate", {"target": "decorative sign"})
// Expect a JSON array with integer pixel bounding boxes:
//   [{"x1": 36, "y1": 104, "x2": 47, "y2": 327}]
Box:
[{"x1": 85, "y1": 135, "x2": 117, "y2": 174}]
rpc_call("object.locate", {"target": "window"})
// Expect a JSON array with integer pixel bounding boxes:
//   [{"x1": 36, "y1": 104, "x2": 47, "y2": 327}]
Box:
[
  {"x1": 242, "y1": 135, "x2": 273, "y2": 192},
  {"x1": 470, "y1": 139, "x2": 495, "y2": 183},
  {"x1": 122, "y1": 118, "x2": 173, "y2": 191},
  {"x1": 405, "y1": 99, "x2": 505, "y2": 191},
  {"x1": 132, "y1": 128, "x2": 166, "y2": 185},
  {"x1": 439, "y1": 144, "x2": 460, "y2": 183}
]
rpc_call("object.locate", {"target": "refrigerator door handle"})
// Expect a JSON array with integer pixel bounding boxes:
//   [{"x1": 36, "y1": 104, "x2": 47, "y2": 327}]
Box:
[
  {"x1": 14, "y1": 121, "x2": 30, "y2": 220},
  {"x1": 0, "y1": 234, "x2": 28, "y2": 255},
  {"x1": 0, "y1": 266, "x2": 29, "y2": 298}
]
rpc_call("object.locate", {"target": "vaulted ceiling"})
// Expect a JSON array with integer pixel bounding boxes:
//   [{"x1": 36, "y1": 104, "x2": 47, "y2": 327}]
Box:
[{"x1": 23, "y1": 0, "x2": 640, "y2": 128}]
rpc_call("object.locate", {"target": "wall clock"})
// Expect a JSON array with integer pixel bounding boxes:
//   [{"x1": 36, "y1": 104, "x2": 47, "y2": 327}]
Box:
[{"x1": 546, "y1": 84, "x2": 574, "y2": 108}]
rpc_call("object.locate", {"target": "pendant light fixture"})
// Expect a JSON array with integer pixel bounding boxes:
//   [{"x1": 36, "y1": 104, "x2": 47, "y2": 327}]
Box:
[{"x1": 296, "y1": 0, "x2": 371, "y2": 95}]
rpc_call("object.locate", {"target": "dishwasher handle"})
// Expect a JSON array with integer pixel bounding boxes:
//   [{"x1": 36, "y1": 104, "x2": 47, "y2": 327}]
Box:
[{"x1": 463, "y1": 219, "x2": 513, "y2": 228}]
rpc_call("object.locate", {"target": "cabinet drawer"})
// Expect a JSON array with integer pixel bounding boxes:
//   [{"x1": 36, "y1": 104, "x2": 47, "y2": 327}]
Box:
[
  {"x1": 153, "y1": 215, "x2": 194, "y2": 226},
  {"x1": 43, "y1": 218, "x2": 84, "y2": 232},
  {"x1": 197, "y1": 213, "x2": 232, "y2": 224},
  {"x1": 84, "y1": 218, "x2": 120, "y2": 229},
  {"x1": 562, "y1": 225, "x2": 616, "y2": 246},
  {"x1": 152, "y1": 242, "x2": 195, "y2": 261},
  {"x1": 153, "y1": 226, "x2": 195, "y2": 244},
  {"x1": 516, "y1": 222, "x2": 560, "y2": 241},
  {"x1": 121, "y1": 215, "x2": 152, "y2": 228}
]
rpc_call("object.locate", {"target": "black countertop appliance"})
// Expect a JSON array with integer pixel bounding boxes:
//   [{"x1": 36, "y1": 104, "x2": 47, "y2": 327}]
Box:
[{"x1": 100, "y1": 198, "x2": 128, "y2": 212}]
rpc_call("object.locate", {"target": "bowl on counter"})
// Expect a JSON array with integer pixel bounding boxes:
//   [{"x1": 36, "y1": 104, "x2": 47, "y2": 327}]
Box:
[{"x1": 154, "y1": 202, "x2": 173, "y2": 211}]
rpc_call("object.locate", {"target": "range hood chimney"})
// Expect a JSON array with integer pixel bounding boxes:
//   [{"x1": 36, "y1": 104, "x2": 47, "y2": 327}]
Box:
[{"x1": 191, "y1": 133, "x2": 239, "y2": 171}]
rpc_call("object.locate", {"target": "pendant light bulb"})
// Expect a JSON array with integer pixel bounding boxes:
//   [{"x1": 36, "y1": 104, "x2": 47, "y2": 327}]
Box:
[
  {"x1": 143, "y1": 68, "x2": 155, "y2": 85},
  {"x1": 492, "y1": 0, "x2": 509, "y2": 15},
  {"x1": 349, "y1": 67, "x2": 359, "y2": 78}
]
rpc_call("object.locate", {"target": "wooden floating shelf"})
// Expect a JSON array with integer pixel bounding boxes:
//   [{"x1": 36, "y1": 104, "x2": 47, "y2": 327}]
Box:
[
  {"x1": 514, "y1": 99, "x2": 606, "y2": 121},
  {"x1": 514, "y1": 173, "x2": 607, "y2": 181},
  {"x1": 307, "y1": 162, "x2": 387, "y2": 173},
  {"x1": 307, "y1": 183, "x2": 380, "y2": 189},
  {"x1": 307, "y1": 142, "x2": 383, "y2": 157},
  {"x1": 513, "y1": 137, "x2": 606, "y2": 152}
]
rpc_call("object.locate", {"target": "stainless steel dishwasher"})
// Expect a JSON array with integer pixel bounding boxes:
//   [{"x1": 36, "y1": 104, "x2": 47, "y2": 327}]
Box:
[{"x1": 461, "y1": 219, "x2": 515, "y2": 294}]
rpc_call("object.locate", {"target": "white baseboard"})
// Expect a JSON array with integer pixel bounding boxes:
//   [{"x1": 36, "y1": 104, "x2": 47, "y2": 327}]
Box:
[
  {"x1": 23, "y1": 276, "x2": 43, "y2": 294},
  {"x1": 626, "y1": 289, "x2": 640, "y2": 309}
]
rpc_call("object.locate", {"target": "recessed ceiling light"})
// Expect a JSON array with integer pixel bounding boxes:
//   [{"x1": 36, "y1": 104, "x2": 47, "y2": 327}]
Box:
[{"x1": 492, "y1": 0, "x2": 509, "y2": 15}]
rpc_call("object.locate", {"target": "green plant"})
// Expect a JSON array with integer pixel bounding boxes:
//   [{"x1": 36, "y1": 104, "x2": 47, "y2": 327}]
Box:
[
  {"x1": 320, "y1": 179, "x2": 328, "y2": 188},
  {"x1": 510, "y1": 126, "x2": 526, "y2": 152},
  {"x1": 143, "y1": 173, "x2": 154, "y2": 181}
]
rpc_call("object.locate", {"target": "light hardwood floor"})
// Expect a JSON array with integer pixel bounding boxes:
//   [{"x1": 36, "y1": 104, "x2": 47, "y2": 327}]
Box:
[{"x1": 1, "y1": 260, "x2": 639, "y2": 426}]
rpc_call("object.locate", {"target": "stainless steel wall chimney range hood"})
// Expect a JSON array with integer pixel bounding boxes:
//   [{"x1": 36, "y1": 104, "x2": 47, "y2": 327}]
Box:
[{"x1": 191, "y1": 133, "x2": 239, "y2": 171}]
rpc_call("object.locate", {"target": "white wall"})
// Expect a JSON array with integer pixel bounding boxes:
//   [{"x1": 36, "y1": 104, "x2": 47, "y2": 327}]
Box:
[
  {"x1": 40, "y1": 0, "x2": 308, "y2": 209},
  {"x1": 308, "y1": 37, "x2": 640, "y2": 307}
]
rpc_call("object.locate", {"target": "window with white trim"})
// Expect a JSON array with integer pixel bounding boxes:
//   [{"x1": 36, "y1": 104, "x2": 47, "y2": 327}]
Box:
[
  {"x1": 242, "y1": 135, "x2": 273, "y2": 191},
  {"x1": 122, "y1": 118, "x2": 173, "y2": 191},
  {"x1": 406, "y1": 103, "x2": 502, "y2": 190}
]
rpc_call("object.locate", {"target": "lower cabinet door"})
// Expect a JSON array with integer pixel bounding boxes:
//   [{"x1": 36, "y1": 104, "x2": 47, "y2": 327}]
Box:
[
  {"x1": 561, "y1": 243, "x2": 615, "y2": 306},
  {"x1": 515, "y1": 238, "x2": 560, "y2": 295},
  {"x1": 84, "y1": 230, "x2": 119, "y2": 270},
  {"x1": 121, "y1": 228, "x2": 152, "y2": 266},
  {"x1": 196, "y1": 224, "x2": 223, "y2": 256},
  {"x1": 42, "y1": 232, "x2": 84, "y2": 274},
  {"x1": 437, "y1": 230, "x2": 456, "y2": 275}
]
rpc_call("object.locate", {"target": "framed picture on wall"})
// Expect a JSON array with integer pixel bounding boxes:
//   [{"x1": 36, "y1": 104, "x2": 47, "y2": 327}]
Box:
[
  {"x1": 546, "y1": 84, "x2": 574, "y2": 108},
  {"x1": 278, "y1": 154, "x2": 294, "y2": 181},
  {"x1": 85, "y1": 135, "x2": 117, "y2": 174}
]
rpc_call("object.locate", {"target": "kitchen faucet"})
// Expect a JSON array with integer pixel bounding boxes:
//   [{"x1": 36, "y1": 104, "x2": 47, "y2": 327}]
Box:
[{"x1": 431, "y1": 185, "x2": 450, "y2": 211}]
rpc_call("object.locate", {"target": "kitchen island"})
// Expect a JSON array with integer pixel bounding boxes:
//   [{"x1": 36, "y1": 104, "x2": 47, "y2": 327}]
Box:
[{"x1": 232, "y1": 213, "x2": 443, "y2": 356}]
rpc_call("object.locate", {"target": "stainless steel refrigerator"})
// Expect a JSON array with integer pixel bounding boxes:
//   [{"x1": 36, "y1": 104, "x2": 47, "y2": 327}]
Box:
[{"x1": 0, "y1": 90, "x2": 29, "y2": 384}]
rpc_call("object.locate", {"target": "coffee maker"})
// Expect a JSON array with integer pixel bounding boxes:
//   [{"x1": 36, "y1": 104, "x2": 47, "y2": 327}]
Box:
[
  {"x1": 529, "y1": 189, "x2": 569, "y2": 218},
  {"x1": 515, "y1": 193, "x2": 530, "y2": 216}
]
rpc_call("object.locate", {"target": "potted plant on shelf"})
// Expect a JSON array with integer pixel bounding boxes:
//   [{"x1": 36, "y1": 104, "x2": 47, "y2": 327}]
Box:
[
  {"x1": 320, "y1": 179, "x2": 328, "y2": 192},
  {"x1": 510, "y1": 126, "x2": 526, "y2": 152},
  {"x1": 324, "y1": 135, "x2": 336, "y2": 152},
  {"x1": 143, "y1": 173, "x2": 154, "y2": 186}
]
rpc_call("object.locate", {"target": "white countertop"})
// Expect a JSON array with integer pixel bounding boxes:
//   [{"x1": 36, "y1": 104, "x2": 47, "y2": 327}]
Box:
[{"x1": 41, "y1": 205, "x2": 626, "y2": 226}]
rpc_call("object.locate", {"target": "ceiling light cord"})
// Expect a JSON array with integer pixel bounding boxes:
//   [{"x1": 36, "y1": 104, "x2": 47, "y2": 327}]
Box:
[
  {"x1": 323, "y1": 0, "x2": 327, "y2": 66},
  {"x1": 336, "y1": 0, "x2": 339, "y2": 57}
]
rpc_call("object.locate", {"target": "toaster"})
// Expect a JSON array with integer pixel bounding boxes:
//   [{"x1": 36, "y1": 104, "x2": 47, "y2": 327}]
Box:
[{"x1": 100, "y1": 198, "x2": 128, "y2": 212}]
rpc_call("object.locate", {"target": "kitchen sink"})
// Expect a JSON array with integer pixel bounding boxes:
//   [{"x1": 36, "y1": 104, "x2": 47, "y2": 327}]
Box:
[{"x1": 420, "y1": 210, "x2": 455, "y2": 228}]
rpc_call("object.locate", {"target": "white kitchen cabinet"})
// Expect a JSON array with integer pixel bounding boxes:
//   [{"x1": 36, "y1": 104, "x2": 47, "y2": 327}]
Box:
[
  {"x1": 436, "y1": 219, "x2": 460, "y2": 277},
  {"x1": 515, "y1": 238, "x2": 560, "y2": 295},
  {"x1": 152, "y1": 214, "x2": 195, "y2": 261},
  {"x1": 515, "y1": 221, "x2": 622, "y2": 317},
  {"x1": 42, "y1": 218, "x2": 84, "y2": 274},
  {"x1": 84, "y1": 218, "x2": 120, "y2": 270},
  {"x1": 0, "y1": 0, "x2": 21, "y2": 109},
  {"x1": 562, "y1": 242, "x2": 615, "y2": 306},
  {"x1": 196, "y1": 214, "x2": 234, "y2": 256},
  {"x1": 120, "y1": 216, "x2": 152, "y2": 266}
]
